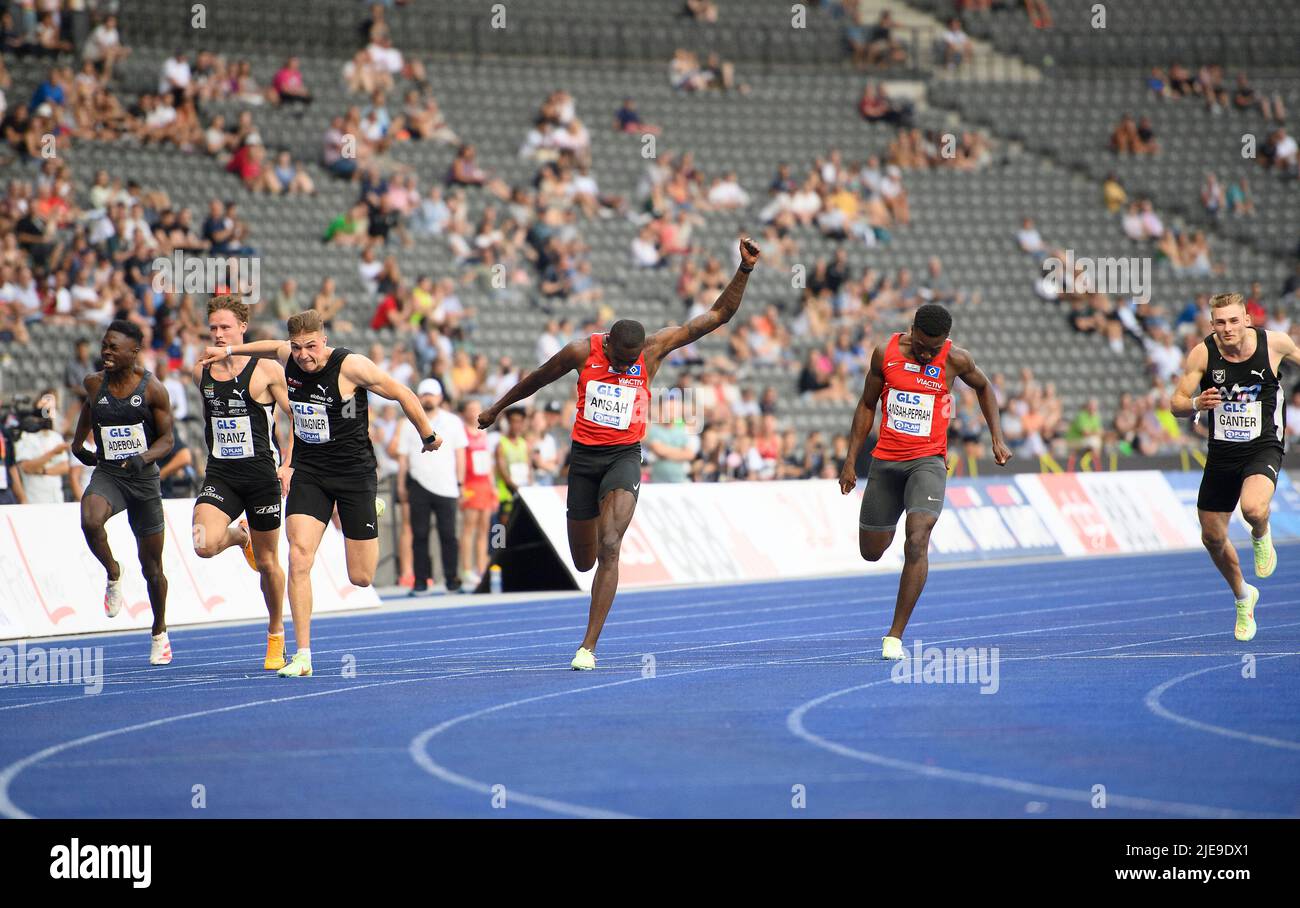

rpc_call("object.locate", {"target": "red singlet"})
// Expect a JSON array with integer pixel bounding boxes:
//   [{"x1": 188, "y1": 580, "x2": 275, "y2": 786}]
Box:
[
  {"x1": 572, "y1": 334, "x2": 651, "y2": 446},
  {"x1": 872, "y1": 332, "x2": 953, "y2": 462}
]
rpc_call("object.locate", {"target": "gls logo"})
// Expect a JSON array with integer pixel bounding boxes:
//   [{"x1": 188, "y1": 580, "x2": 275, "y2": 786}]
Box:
[{"x1": 894, "y1": 391, "x2": 924, "y2": 405}]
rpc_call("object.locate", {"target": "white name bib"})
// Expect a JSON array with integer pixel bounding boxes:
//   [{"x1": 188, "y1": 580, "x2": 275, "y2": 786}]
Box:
[
  {"x1": 1215, "y1": 401, "x2": 1262, "y2": 442},
  {"x1": 885, "y1": 389, "x2": 935, "y2": 437},
  {"x1": 212, "y1": 415, "x2": 254, "y2": 459},
  {"x1": 292, "y1": 402, "x2": 331, "y2": 444},
  {"x1": 102, "y1": 423, "x2": 147, "y2": 459},
  {"x1": 471, "y1": 449, "x2": 491, "y2": 476},
  {"x1": 583, "y1": 381, "x2": 635, "y2": 431}
]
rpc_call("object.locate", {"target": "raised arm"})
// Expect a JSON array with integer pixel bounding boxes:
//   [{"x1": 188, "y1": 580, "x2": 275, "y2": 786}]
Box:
[
  {"x1": 261, "y1": 359, "x2": 296, "y2": 494},
  {"x1": 199, "y1": 339, "x2": 291, "y2": 367},
  {"x1": 645, "y1": 237, "x2": 760, "y2": 367},
  {"x1": 342, "y1": 354, "x2": 441, "y2": 452},
  {"x1": 839, "y1": 346, "x2": 886, "y2": 494},
  {"x1": 951, "y1": 346, "x2": 1011, "y2": 466},
  {"x1": 479, "y1": 340, "x2": 587, "y2": 429},
  {"x1": 1170, "y1": 342, "x2": 1211, "y2": 418}
]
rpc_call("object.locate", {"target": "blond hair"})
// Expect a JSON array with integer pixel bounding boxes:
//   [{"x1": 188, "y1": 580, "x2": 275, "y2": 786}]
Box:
[
  {"x1": 207, "y1": 294, "x2": 250, "y2": 324},
  {"x1": 286, "y1": 308, "x2": 324, "y2": 338},
  {"x1": 1210, "y1": 292, "x2": 1245, "y2": 311}
]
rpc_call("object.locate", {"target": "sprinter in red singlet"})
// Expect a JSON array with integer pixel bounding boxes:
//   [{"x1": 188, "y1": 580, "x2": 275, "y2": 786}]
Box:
[
  {"x1": 839, "y1": 303, "x2": 1011, "y2": 660},
  {"x1": 481, "y1": 237, "x2": 761, "y2": 669}
]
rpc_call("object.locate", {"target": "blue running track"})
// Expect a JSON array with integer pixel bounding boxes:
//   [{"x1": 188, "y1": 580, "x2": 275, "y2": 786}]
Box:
[{"x1": 2, "y1": 546, "x2": 1298, "y2": 818}]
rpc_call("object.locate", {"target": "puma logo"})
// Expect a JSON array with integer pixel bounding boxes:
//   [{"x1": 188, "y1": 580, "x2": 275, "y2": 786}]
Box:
[
  {"x1": 317, "y1": 384, "x2": 328, "y2": 394},
  {"x1": 1250, "y1": 369, "x2": 1266, "y2": 380},
  {"x1": 232, "y1": 388, "x2": 245, "y2": 399},
  {"x1": 366, "y1": 523, "x2": 375, "y2": 530},
  {"x1": 1267, "y1": 465, "x2": 1277, "y2": 476}
]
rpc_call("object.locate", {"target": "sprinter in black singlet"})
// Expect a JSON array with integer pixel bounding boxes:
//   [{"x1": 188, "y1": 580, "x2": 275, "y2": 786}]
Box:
[
  {"x1": 199, "y1": 308, "x2": 441, "y2": 677},
  {"x1": 192, "y1": 294, "x2": 295, "y2": 670},
  {"x1": 1172, "y1": 292, "x2": 1300, "y2": 642},
  {"x1": 70, "y1": 320, "x2": 176, "y2": 665}
]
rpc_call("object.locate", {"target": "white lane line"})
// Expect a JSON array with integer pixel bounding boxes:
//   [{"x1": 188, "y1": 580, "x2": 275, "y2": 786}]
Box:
[{"x1": 1144, "y1": 655, "x2": 1300, "y2": 751}]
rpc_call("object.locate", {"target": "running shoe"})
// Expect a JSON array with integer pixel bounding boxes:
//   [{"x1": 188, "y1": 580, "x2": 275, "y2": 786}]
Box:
[
  {"x1": 1235, "y1": 584, "x2": 1259, "y2": 642},
  {"x1": 264, "y1": 632, "x2": 286, "y2": 671},
  {"x1": 150, "y1": 632, "x2": 172, "y2": 665},
  {"x1": 239, "y1": 520, "x2": 258, "y2": 571},
  {"x1": 881, "y1": 636, "x2": 905, "y2": 660},
  {"x1": 571, "y1": 647, "x2": 596, "y2": 671},
  {"x1": 1252, "y1": 530, "x2": 1276, "y2": 579},
  {"x1": 104, "y1": 578, "x2": 124, "y2": 618},
  {"x1": 277, "y1": 652, "x2": 313, "y2": 678}
]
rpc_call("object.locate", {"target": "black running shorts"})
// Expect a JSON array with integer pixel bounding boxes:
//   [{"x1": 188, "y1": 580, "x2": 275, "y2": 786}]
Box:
[
  {"x1": 196, "y1": 472, "x2": 283, "y2": 532},
  {"x1": 859, "y1": 454, "x2": 948, "y2": 531},
  {"x1": 286, "y1": 469, "x2": 379, "y2": 539},
  {"x1": 566, "y1": 440, "x2": 642, "y2": 521},
  {"x1": 1197, "y1": 447, "x2": 1283, "y2": 513},
  {"x1": 85, "y1": 465, "x2": 165, "y2": 537}
]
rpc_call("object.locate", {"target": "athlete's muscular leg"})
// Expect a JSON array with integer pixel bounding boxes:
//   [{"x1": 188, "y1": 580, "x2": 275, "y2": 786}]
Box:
[
  {"x1": 286, "y1": 514, "x2": 327, "y2": 651},
  {"x1": 80, "y1": 493, "x2": 120, "y2": 580},
  {"x1": 580, "y1": 490, "x2": 636, "y2": 652},
  {"x1": 567, "y1": 516, "x2": 598, "y2": 572},
  {"x1": 887, "y1": 510, "x2": 938, "y2": 639},
  {"x1": 191, "y1": 503, "x2": 248, "y2": 558},
  {"x1": 136, "y1": 529, "x2": 168, "y2": 635},
  {"x1": 859, "y1": 528, "x2": 896, "y2": 562},
  {"x1": 1199, "y1": 509, "x2": 1245, "y2": 597},
  {"x1": 251, "y1": 527, "x2": 285, "y2": 634},
  {"x1": 1239, "y1": 474, "x2": 1275, "y2": 539},
  {"x1": 343, "y1": 537, "x2": 379, "y2": 588}
]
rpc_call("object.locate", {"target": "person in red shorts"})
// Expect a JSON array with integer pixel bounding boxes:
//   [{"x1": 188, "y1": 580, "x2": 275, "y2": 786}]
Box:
[
  {"x1": 480, "y1": 237, "x2": 761, "y2": 669},
  {"x1": 839, "y1": 303, "x2": 1011, "y2": 660}
]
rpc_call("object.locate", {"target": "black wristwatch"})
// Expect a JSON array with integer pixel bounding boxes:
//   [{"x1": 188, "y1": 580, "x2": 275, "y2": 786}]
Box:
[
  {"x1": 739, "y1": 263, "x2": 754, "y2": 273},
  {"x1": 423, "y1": 432, "x2": 438, "y2": 446}
]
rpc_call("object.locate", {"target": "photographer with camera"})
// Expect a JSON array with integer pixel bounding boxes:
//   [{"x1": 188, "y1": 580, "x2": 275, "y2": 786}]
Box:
[
  {"x1": 15, "y1": 390, "x2": 71, "y2": 504},
  {"x1": 0, "y1": 397, "x2": 27, "y2": 506}
]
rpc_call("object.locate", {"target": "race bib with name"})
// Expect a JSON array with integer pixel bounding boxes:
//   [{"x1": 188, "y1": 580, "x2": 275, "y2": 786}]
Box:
[
  {"x1": 292, "y1": 402, "x2": 331, "y2": 444},
  {"x1": 583, "y1": 381, "x2": 635, "y2": 430},
  {"x1": 471, "y1": 449, "x2": 491, "y2": 476},
  {"x1": 1215, "y1": 401, "x2": 1261, "y2": 442},
  {"x1": 211, "y1": 415, "x2": 254, "y2": 459},
  {"x1": 102, "y1": 423, "x2": 147, "y2": 460},
  {"x1": 884, "y1": 389, "x2": 935, "y2": 437}
]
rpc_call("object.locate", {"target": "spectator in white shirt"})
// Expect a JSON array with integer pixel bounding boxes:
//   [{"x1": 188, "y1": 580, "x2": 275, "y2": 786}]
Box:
[
  {"x1": 159, "y1": 50, "x2": 192, "y2": 100},
  {"x1": 390, "y1": 378, "x2": 468, "y2": 595}
]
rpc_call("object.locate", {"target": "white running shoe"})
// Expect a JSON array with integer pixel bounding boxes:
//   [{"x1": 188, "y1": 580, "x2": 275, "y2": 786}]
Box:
[
  {"x1": 104, "y1": 578, "x2": 125, "y2": 618},
  {"x1": 882, "y1": 636, "x2": 906, "y2": 660},
  {"x1": 150, "y1": 632, "x2": 172, "y2": 665},
  {"x1": 571, "y1": 647, "x2": 596, "y2": 671}
]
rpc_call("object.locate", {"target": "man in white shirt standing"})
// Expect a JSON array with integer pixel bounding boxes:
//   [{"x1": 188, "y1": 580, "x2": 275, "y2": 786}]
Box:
[{"x1": 392, "y1": 379, "x2": 468, "y2": 595}]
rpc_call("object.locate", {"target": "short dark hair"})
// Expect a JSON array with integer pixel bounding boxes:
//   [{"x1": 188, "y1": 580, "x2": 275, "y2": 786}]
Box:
[
  {"x1": 609, "y1": 319, "x2": 645, "y2": 349},
  {"x1": 106, "y1": 319, "x2": 144, "y2": 346},
  {"x1": 913, "y1": 303, "x2": 952, "y2": 338},
  {"x1": 505, "y1": 406, "x2": 527, "y2": 421}
]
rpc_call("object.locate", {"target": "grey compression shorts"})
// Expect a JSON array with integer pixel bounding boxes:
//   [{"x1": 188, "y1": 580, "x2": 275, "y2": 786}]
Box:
[{"x1": 858, "y1": 455, "x2": 947, "y2": 531}]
